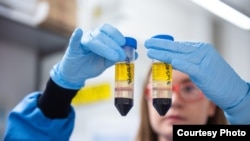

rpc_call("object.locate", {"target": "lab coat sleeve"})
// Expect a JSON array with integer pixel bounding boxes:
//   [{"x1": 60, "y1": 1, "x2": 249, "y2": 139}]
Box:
[{"x1": 4, "y1": 79, "x2": 77, "y2": 141}]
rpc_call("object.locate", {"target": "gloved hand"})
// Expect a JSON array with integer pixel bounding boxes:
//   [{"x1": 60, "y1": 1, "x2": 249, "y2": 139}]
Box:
[
  {"x1": 145, "y1": 38, "x2": 250, "y2": 124},
  {"x1": 50, "y1": 24, "x2": 127, "y2": 90}
]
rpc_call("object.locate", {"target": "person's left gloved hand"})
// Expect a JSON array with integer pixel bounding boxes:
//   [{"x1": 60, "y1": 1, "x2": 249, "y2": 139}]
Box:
[
  {"x1": 50, "y1": 24, "x2": 127, "y2": 90},
  {"x1": 144, "y1": 38, "x2": 250, "y2": 124}
]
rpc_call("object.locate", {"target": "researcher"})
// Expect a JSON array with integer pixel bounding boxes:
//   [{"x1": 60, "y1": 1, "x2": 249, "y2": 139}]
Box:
[
  {"x1": 135, "y1": 67, "x2": 228, "y2": 141},
  {"x1": 3, "y1": 23, "x2": 250, "y2": 141},
  {"x1": 4, "y1": 23, "x2": 130, "y2": 141}
]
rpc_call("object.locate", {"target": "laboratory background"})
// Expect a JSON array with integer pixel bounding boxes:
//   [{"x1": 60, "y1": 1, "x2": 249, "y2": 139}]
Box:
[{"x1": 0, "y1": 0, "x2": 250, "y2": 140}]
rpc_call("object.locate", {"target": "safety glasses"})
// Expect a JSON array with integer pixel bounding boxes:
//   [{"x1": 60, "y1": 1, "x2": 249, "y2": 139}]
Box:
[{"x1": 145, "y1": 81, "x2": 204, "y2": 102}]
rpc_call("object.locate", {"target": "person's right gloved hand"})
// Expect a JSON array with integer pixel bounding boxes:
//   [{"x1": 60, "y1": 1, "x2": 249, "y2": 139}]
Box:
[
  {"x1": 145, "y1": 38, "x2": 250, "y2": 124},
  {"x1": 50, "y1": 23, "x2": 127, "y2": 90}
]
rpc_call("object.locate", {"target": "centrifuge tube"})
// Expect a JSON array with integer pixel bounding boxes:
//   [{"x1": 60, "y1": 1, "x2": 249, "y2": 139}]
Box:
[
  {"x1": 115, "y1": 37, "x2": 137, "y2": 116},
  {"x1": 151, "y1": 34, "x2": 174, "y2": 116}
]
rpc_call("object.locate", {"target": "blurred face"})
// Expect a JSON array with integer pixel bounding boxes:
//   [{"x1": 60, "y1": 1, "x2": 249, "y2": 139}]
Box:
[{"x1": 145, "y1": 70, "x2": 216, "y2": 140}]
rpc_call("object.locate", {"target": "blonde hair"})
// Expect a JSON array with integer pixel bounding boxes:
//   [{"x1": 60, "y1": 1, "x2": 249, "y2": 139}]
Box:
[{"x1": 134, "y1": 68, "x2": 228, "y2": 141}]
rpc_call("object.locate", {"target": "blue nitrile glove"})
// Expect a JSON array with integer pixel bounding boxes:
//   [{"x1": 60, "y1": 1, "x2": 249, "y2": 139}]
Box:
[
  {"x1": 145, "y1": 38, "x2": 250, "y2": 124},
  {"x1": 50, "y1": 24, "x2": 127, "y2": 90}
]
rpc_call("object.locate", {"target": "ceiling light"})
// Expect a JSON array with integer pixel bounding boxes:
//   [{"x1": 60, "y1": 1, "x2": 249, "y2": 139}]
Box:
[{"x1": 192, "y1": 0, "x2": 250, "y2": 30}]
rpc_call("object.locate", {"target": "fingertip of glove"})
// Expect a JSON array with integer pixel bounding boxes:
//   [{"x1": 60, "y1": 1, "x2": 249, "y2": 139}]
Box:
[
  {"x1": 99, "y1": 23, "x2": 113, "y2": 29},
  {"x1": 144, "y1": 39, "x2": 153, "y2": 48},
  {"x1": 98, "y1": 23, "x2": 125, "y2": 46},
  {"x1": 69, "y1": 28, "x2": 83, "y2": 43},
  {"x1": 111, "y1": 52, "x2": 122, "y2": 62},
  {"x1": 120, "y1": 53, "x2": 127, "y2": 61},
  {"x1": 118, "y1": 37, "x2": 126, "y2": 47},
  {"x1": 135, "y1": 52, "x2": 139, "y2": 60},
  {"x1": 112, "y1": 51, "x2": 126, "y2": 62},
  {"x1": 73, "y1": 28, "x2": 83, "y2": 36}
]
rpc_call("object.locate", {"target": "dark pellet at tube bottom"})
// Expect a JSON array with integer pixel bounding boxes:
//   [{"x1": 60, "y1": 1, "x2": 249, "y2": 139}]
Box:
[
  {"x1": 115, "y1": 98, "x2": 133, "y2": 116},
  {"x1": 153, "y1": 98, "x2": 171, "y2": 116}
]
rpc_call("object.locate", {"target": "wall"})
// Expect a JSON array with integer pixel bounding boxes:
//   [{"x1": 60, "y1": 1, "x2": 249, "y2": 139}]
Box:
[
  {"x1": 0, "y1": 41, "x2": 37, "y2": 138},
  {"x1": 212, "y1": 17, "x2": 250, "y2": 81}
]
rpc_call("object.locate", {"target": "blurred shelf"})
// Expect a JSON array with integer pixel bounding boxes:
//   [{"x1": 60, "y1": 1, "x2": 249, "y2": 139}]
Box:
[{"x1": 0, "y1": 16, "x2": 69, "y2": 56}]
